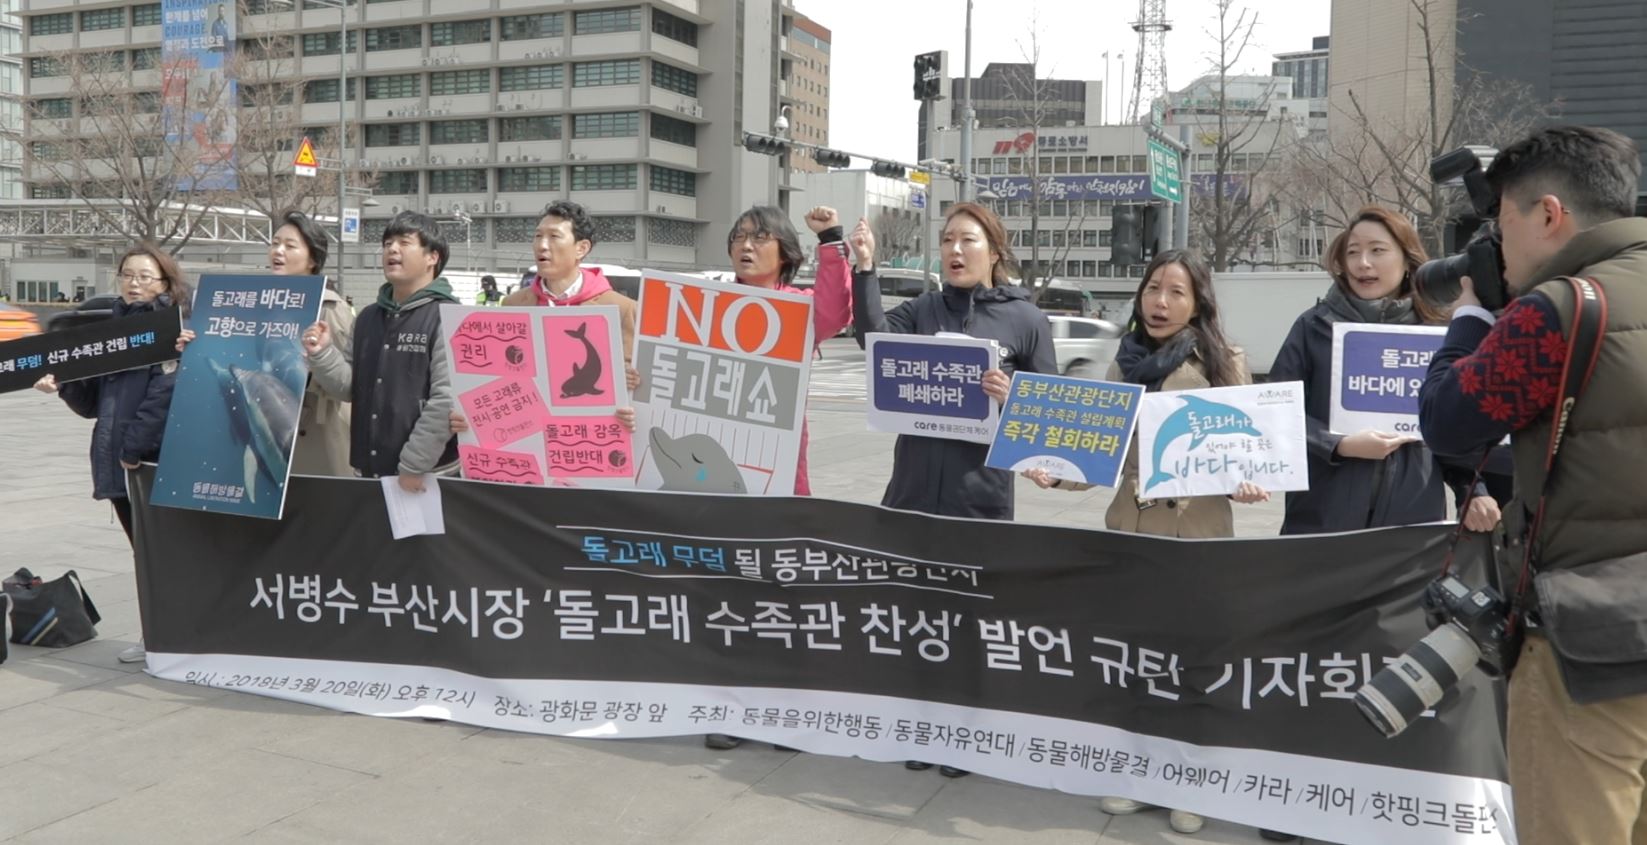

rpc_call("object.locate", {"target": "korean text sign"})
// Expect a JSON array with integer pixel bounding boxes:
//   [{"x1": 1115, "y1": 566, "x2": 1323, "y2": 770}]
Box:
[
  {"x1": 151, "y1": 274, "x2": 324, "y2": 520},
  {"x1": 865, "y1": 333, "x2": 999, "y2": 444},
  {"x1": 1329, "y1": 323, "x2": 1446, "y2": 435},
  {"x1": 631, "y1": 271, "x2": 814, "y2": 496},
  {"x1": 983, "y1": 373, "x2": 1143, "y2": 486},
  {"x1": 1136, "y1": 382, "x2": 1309, "y2": 499},
  {"x1": 0, "y1": 306, "x2": 182, "y2": 395}
]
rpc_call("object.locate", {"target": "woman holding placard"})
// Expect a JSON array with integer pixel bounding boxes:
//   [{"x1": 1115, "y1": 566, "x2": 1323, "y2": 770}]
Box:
[{"x1": 1268, "y1": 206, "x2": 1500, "y2": 538}]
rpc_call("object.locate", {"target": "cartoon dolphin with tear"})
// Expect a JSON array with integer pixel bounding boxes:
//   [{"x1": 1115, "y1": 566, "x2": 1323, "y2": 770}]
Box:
[
  {"x1": 648, "y1": 428, "x2": 746, "y2": 494},
  {"x1": 1145, "y1": 395, "x2": 1262, "y2": 492}
]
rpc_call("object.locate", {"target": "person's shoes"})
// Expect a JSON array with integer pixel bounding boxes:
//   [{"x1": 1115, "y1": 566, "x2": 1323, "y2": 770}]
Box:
[
  {"x1": 117, "y1": 643, "x2": 146, "y2": 664},
  {"x1": 1098, "y1": 796, "x2": 1154, "y2": 815},
  {"x1": 1169, "y1": 810, "x2": 1205, "y2": 834},
  {"x1": 703, "y1": 733, "x2": 743, "y2": 750},
  {"x1": 905, "y1": 760, "x2": 934, "y2": 771},
  {"x1": 1259, "y1": 831, "x2": 1299, "y2": 842},
  {"x1": 938, "y1": 766, "x2": 970, "y2": 778}
]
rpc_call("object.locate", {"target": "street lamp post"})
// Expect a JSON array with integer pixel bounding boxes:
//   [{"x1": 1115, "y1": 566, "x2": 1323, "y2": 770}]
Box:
[
  {"x1": 279, "y1": 0, "x2": 352, "y2": 284},
  {"x1": 452, "y1": 209, "x2": 473, "y2": 274}
]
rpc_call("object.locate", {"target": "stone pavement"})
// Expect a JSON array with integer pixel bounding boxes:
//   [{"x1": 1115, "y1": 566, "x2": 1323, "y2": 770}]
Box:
[{"x1": 0, "y1": 357, "x2": 1295, "y2": 844}]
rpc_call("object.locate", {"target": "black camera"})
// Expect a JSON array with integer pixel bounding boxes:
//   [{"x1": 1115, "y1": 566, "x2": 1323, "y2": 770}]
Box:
[
  {"x1": 1411, "y1": 147, "x2": 1510, "y2": 311},
  {"x1": 1354, "y1": 575, "x2": 1513, "y2": 738}
]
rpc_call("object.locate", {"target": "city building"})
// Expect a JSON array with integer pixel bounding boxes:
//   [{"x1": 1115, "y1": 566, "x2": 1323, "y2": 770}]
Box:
[
  {"x1": 0, "y1": 0, "x2": 21, "y2": 203},
  {"x1": 784, "y1": 168, "x2": 917, "y2": 271},
  {"x1": 779, "y1": 10, "x2": 829, "y2": 174},
  {"x1": 918, "y1": 62, "x2": 1101, "y2": 160},
  {"x1": 1272, "y1": 35, "x2": 1329, "y2": 101},
  {"x1": 12, "y1": 0, "x2": 807, "y2": 303}
]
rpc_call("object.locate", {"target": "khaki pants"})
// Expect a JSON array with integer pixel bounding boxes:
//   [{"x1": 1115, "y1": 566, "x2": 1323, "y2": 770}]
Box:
[{"x1": 1509, "y1": 635, "x2": 1647, "y2": 844}]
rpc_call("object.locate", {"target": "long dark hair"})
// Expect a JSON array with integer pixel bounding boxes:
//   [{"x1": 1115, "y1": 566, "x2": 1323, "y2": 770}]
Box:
[
  {"x1": 726, "y1": 205, "x2": 805, "y2": 285},
  {"x1": 117, "y1": 242, "x2": 192, "y2": 318},
  {"x1": 1324, "y1": 206, "x2": 1443, "y2": 324},
  {"x1": 1130, "y1": 249, "x2": 1242, "y2": 387}
]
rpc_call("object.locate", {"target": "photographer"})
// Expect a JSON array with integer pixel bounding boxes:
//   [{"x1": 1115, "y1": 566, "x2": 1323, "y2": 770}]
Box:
[{"x1": 1418, "y1": 125, "x2": 1647, "y2": 844}]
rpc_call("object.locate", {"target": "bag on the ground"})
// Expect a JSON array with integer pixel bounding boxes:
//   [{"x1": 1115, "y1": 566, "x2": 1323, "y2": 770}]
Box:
[
  {"x1": 1534, "y1": 552, "x2": 1647, "y2": 704},
  {"x1": 0, "y1": 592, "x2": 10, "y2": 663},
  {"x1": 2, "y1": 568, "x2": 100, "y2": 648}
]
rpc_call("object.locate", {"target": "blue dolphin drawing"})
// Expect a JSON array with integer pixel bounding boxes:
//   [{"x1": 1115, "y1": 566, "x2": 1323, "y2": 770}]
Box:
[
  {"x1": 559, "y1": 322, "x2": 605, "y2": 399},
  {"x1": 1145, "y1": 395, "x2": 1262, "y2": 491},
  {"x1": 211, "y1": 358, "x2": 300, "y2": 503}
]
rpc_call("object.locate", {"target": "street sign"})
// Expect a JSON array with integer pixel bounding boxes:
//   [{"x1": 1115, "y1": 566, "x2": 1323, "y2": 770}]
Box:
[
  {"x1": 908, "y1": 171, "x2": 931, "y2": 186},
  {"x1": 1148, "y1": 137, "x2": 1181, "y2": 204},
  {"x1": 911, "y1": 187, "x2": 926, "y2": 210},
  {"x1": 293, "y1": 136, "x2": 319, "y2": 178},
  {"x1": 342, "y1": 207, "x2": 360, "y2": 244}
]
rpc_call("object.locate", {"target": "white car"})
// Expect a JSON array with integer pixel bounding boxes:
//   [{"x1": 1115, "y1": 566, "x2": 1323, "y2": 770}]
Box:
[{"x1": 1048, "y1": 315, "x2": 1123, "y2": 379}]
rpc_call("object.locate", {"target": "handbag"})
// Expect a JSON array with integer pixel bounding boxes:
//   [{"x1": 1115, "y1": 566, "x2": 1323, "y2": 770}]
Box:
[
  {"x1": 1511, "y1": 277, "x2": 1647, "y2": 704},
  {"x1": 2, "y1": 568, "x2": 101, "y2": 648}
]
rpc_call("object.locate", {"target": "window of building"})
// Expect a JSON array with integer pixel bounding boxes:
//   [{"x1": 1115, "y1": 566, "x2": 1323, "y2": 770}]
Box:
[
  {"x1": 651, "y1": 61, "x2": 697, "y2": 97},
  {"x1": 240, "y1": 36, "x2": 293, "y2": 60},
  {"x1": 366, "y1": 25, "x2": 421, "y2": 52},
  {"x1": 429, "y1": 169, "x2": 487, "y2": 193},
  {"x1": 31, "y1": 13, "x2": 72, "y2": 36},
  {"x1": 431, "y1": 19, "x2": 490, "y2": 47},
  {"x1": 650, "y1": 114, "x2": 696, "y2": 147},
  {"x1": 32, "y1": 98, "x2": 72, "y2": 119},
  {"x1": 649, "y1": 218, "x2": 695, "y2": 247},
  {"x1": 430, "y1": 119, "x2": 488, "y2": 144},
  {"x1": 1083, "y1": 230, "x2": 1098, "y2": 248},
  {"x1": 1051, "y1": 230, "x2": 1065, "y2": 248},
  {"x1": 304, "y1": 78, "x2": 356, "y2": 103},
  {"x1": 499, "y1": 115, "x2": 560, "y2": 142},
  {"x1": 495, "y1": 216, "x2": 536, "y2": 243},
  {"x1": 594, "y1": 215, "x2": 636, "y2": 241},
  {"x1": 377, "y1": 170, "x2": 419, "y2": 194},
  {"x1": 131, "y1": 3, "x2": 161, "y2": 27},
  {"x1": 501, "y1": 13, "x2": 564, "y2": 41},
  {"x1": 572, "y1": 59, "x2": 639, "y2": 87},
  {"x1": 430, "y1": 69, "x2": 490, "y2": 96},
  {"x1": 574, "y1": 7, "x2": 640, "y2": 35},
  {"x1": 365, "y1": 122, "x2": 420, "y2": 147},
  {"x1": 498, "y1": 166, "x2": 560, "y2": 192},
  {"x1": 302, "y1": 31, "x2": 357, "y2": 56},
  {"x1": 1099, "y1": 155, "x2": 1115, "y2": 174},
  {"x1": 572, "y1": 111, "x2": 637, "y2": 139},
  {"x1": 652, "y1": 9, "x2": 698, "y2": 46},
  {"x1": 1007, "y1": 158, "x2": 1023, "y2": 175},
  {"x1": 82, "y1": 51, "x2": 126, "y2": 72},
  {"x1": 365, "y1": 74, "x2": 420, "y2": 100},
  {"x1": 650, "y1": 165, "x2": 695, "y2": 196},
  {"x1": 974, "y1": 159, "x2": 992, "y2": 176},
  {"x1": 1068, "y1": 156, "x2": 1085, "y2": 174},
  {"x1": 572, "y1": 164, "x2": 637, "y2": 191},
  {"x1": 80, "y1": 8, "x2": 123, "y2": 31},
  {"x1": 499, "y1": 64, "x2": 561, "y2": 91}
]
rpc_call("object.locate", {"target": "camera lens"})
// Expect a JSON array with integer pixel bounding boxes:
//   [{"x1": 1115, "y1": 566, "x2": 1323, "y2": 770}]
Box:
[
  {"x1": 1410, "y1": 253, "x2": 1472, "y2": 308},
  {"x1": 1354, "y1": 624, "x2": 1479, "y2": 738}
]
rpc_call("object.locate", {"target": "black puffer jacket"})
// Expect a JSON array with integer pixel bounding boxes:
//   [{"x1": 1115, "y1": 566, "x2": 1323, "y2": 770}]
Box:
[
  {"x1": 57, "y1": 297, "x2": 180, "y2": 501},
  {"x1": 852, "y1": 273, "x2": 1057, "y2": 520}
]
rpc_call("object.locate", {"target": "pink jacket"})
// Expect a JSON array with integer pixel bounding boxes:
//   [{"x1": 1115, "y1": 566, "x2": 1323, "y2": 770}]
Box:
[{"x1": 737, "y1": 238, "x2": 853, "y2": 495}]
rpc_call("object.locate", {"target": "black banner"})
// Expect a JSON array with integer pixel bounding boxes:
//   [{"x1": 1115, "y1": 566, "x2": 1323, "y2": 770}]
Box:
[
  {"x1": 0, "y1": 307, "x2": 182, "y2": 394},
  {"x1": 129, "y1": 470, "x2": 1512, "y2": 844}
]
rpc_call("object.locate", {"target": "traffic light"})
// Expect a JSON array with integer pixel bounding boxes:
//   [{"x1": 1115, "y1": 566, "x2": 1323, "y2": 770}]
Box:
[
  {"x1": 1109, "y1": 205, "x2": 1142, "y2": 267},
  {"x1": 1140, "y1": 204, "x2": 1162, "y2": 262},
  {"x1": 870, "y1": 160, "x2": 907, "y2": 180},
  {"x1": 913, "y1": 51, "x2": 946, "y2": 101},
  {"x1": 742, "y1": 132, "x2": 789, "y2": 156},
  {"x1": 812, "y1": 148, "x2": 852, "y2": 169}
]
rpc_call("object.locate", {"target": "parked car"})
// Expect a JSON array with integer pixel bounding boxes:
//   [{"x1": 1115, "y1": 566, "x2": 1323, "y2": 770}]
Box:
[
  {"x1": 1038, "y1": 283, "x2": 1097, "y2": 317},
  {"x1": 0, "y1": 303, "x2": 42, "y2": 342},
  {"x1": 44, "y1": 294, "x2": 121, "y2": 333},
  {"x1": 1048, "y1": 315, "x2": 1123, "y2": 379}
]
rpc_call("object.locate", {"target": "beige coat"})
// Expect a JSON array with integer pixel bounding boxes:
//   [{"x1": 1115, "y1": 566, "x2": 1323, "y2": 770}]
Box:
[
  {"x1": 292, "y1": 290, "x2": 355, "y2": 477},
  {"x1": 1098, "y1": 348, "x2": 1252, "y2": 539}
]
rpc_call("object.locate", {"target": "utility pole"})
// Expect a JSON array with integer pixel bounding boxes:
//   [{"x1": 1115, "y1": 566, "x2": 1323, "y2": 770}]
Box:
[{"x1": 959, "y1": 0, "x2": 975, "y2": 202}]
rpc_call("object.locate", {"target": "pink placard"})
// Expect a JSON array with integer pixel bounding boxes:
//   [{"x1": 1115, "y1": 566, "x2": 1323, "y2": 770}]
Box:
[
  {"x1": 458, "y1": 445, "x2": 545, "y2": 486},
  {"x1": 542, "y1": 313, "x2": 616, "y2": 408},
  {"x1": 459, "y1": 376, "x2": 554, "y2": 448},
  {"x1": 451, "y1": 312, "x2": 535, "y2": 377},
  {"x1": 545, "y1": 415, "x2": 634, "y2": 478}
]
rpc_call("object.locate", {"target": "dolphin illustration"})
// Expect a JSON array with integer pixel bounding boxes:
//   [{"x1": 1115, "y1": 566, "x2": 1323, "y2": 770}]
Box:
[
  {"x1": 648, "y1": 428, "x2": 746, "y2": 494},
  {"x1": 211, "y1": 358, "x2": 301, "y2": 504},
  {"x1": 259, "y1": 333, "x2": 305, "y2": 383},
  {"x1": 559, "y1": 322, "x2": 605, "y2": 399},
  {"x1": 1145, "y1": 395, "x2": 1262, "y2": 492}
]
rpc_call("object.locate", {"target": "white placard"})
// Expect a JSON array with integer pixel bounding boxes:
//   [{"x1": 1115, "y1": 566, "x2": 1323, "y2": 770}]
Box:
[{"x1": 1136, "y1": 381, "x2": 1309, "y2": 498}]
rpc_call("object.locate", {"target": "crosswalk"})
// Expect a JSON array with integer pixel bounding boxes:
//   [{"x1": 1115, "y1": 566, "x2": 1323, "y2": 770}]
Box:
[{"x1": 808, "y1": 354, "x2": 868, "y2": 401}]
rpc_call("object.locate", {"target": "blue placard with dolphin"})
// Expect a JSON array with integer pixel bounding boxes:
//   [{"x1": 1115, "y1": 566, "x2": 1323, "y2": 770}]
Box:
[
  {"x1": 1135, "y1": 381, "x2": 1309, "y2": 499},
  {"x1": 983, "y1": 372, "x2": 1144, "y2": 487},
  {"x1": 151, "y1": 274, "x2": 325, "y2": 519}
]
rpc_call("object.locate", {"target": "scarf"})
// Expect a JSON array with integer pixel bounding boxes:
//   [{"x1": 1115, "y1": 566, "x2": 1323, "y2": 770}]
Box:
[
  {"x1": 1322, "y1": 283, "x2": 1418, "y2": 325},
  {"x1": 1114, "y1": 328, "x2": 1197, "y2": 391}
]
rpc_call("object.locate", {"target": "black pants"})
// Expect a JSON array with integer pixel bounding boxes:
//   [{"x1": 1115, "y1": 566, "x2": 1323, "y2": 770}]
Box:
[{"x1": 110, "y1": 496, "x2": 134, "y2": 545}]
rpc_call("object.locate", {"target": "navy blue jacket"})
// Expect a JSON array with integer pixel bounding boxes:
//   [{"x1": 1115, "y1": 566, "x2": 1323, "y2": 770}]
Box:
[
  {"x1": 852, "y1": 273, "x2": 1057, "y2": 520},
  {"x1": 57, "y1": 297, "x2": 179, "y2": 500}
]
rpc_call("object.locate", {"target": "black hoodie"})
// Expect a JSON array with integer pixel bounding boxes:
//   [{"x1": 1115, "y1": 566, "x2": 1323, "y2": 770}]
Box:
[{"x1": 853, "y1": 272, "x2": 1057, "y2": 520}]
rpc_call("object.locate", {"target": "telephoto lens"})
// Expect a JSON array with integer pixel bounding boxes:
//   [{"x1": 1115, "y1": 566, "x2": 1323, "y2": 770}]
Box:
[{"x1": 1355, "y1": 624, "x2": 1481, "y2": 738}]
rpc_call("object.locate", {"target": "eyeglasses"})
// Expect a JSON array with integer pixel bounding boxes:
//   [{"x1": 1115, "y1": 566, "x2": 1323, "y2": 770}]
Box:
[
  {"x1": 118, "y1": 272, "x2": 163, "y2": 284},
  {"x1": 729, "y1": 231, "x2": 775, "y2": 247}
]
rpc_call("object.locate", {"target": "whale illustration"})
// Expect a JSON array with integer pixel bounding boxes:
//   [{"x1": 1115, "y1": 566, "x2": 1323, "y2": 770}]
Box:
[
  {"x1": 1146, "y1": 394, "x2": 1262, "y2": 492},
  {"x1": 559, "y1": 322, "x2": 605, "y2": 399},
  {"x1": 212, "y1": 358, "x2": 300, "y2": 503},
  {"x1": 648, "y1": 428, "x2": 746, "y2": 494}
]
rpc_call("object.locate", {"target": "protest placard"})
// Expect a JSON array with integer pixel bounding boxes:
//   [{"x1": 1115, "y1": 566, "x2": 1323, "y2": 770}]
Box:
[
  {"x1": 1136, "y1": 381, "x2": 1309, "y2": 499},
  {"x1": 0, "y1": 306, "x2": 182, "y2": 395},
  {"x1": 865, "y1": 333, "x2": 999, "y2": 443},
  {"x1": 1330, "y1": 323, "x2": 1447, "y2": 435},
  {"x1": 984, "y1": 373, "x2": 1143, "y2": 486}
]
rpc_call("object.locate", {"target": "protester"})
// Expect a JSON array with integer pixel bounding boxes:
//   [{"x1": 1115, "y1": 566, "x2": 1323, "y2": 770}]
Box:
[
  {"x1": 848, "y1": 201, "x2": 1056, "y2": 520},
  {"x1": 699, "y1": 204, "x2": 851, "y2": 752},
  {"x1": 476, "y1": 274, "x2": 503, "y2": 306},
  {"x1": 34, "y1": 243, "x2": 191, "y2": 664},
  {"x1": 1024, "y1": 249, "x2": 1266, "y2": 836},
  {"x1": 1419, "y1": 126, "x2": 1647, "y2": 845},
  {"x1": 304, "y1": 210, "x2": 459, "y2": 489}
]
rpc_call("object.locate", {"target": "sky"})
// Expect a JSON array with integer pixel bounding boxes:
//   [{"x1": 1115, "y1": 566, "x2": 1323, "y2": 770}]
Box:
[{"x1": 800, "y1": 0, "x2": 1333, "y2": 164}]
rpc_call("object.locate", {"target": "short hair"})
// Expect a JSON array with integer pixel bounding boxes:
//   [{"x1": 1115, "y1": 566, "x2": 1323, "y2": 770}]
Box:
[
  {"x1": 1486, "y1": 125, "x2": 1641, "y2": 225},
  {"x1": 117, "y1": 242, "x2": 193, "y2": 318},
  {"x1": 541, "y1": 200, "x2": 597, "y2": 247},
  {"x1": 274, "y1": 209, "x2": 328, "y2": 274},
  {"x1": 943, "y1": 202, "x2": 1019, "y2": 286},
  {"x1": 726, "y1": 205, "x2": 805, "y2": 285},
  {"x1": 381, "y1": 210, "x2": 449, "y2": 278},
  {"x1": 481, "y1": 274, "x2": 496, "y2": 286}
]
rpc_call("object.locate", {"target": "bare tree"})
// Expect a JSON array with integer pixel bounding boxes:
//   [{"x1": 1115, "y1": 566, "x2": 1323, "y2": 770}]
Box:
[
  {"x1": 995, "y1": 15, "x2": 1079, "y2": 296},
  {"x1": 870, "y1": 208, "x2": 920, "y2": 266}
]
